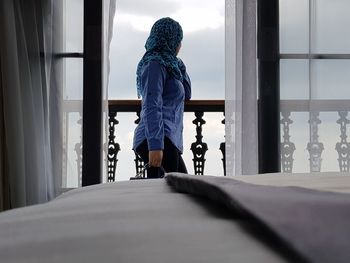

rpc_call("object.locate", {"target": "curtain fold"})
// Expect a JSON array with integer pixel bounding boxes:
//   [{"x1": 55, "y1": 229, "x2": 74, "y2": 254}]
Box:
[
  {"x1": 225, "y1": 0, "x2": 258, "y2": 176},
  {"x1": 0, "y1": 54, "x2": 10, "y2": 211},
  {"x1": 0, "y1": 0, "x2": 62, "y2": 209},
  {"x1": 102, "y1": 0, "x2": 116, "y2": 182}
]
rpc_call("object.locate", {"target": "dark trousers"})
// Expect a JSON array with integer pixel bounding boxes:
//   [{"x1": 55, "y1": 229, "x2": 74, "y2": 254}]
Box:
[{"x1": 135, "y1": 137, "x2": 188, "y2": 178}]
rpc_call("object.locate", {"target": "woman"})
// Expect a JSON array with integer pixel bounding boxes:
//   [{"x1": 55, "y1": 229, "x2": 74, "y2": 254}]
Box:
[{"x1": 133, "y1": 17, "x2": 191, "y2": 178}]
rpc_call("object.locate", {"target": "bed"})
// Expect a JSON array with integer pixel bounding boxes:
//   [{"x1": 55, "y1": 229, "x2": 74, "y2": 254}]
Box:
[{"x1": 0, "y1": 172, "x2": 349, "y2": 263}]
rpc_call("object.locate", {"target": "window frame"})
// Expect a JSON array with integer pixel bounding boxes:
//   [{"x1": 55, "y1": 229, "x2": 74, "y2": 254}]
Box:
[{"x1": 260, "y1": 0, "x2": 350, "y2": 173}]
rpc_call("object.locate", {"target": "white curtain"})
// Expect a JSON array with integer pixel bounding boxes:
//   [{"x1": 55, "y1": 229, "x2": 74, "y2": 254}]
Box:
[
  {"x1": 0, "y1": 0, "x2": 116, "y2": 209},
  {"x1": 225, "y1": 0, "x2": 258, "y2": 176},
  {"x1": 0, "y1": 0, "x2": 63, "y2": 208},
  {"x1": 102, "y1": 0, "x2": 116, "y2": 182}
]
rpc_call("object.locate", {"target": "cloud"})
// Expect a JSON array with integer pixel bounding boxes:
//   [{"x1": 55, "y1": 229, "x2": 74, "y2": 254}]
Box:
[
  {"x1": 108, "y1": 24, "x2": 147, "y2": 99},
  {"x1": 166, "y1": 0, "x2": 224, "y2": 15},
  {"x1": 115, "y1": 0, "x2": 178, "y2": 17},
  {"x1": 172, "y1": 7, "x2": 224, "y2": 32},
  {"x1": 115, "y1": 14, "x2": 155, "y2": 32},
  {"x1": 114, "y1": 0, "x2": 224, "y2": 33}
]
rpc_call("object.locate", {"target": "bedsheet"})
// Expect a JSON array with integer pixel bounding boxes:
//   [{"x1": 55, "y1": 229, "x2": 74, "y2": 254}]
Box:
[{"x1": 0, "y1": 179, "x2": 289, "y2": 263}]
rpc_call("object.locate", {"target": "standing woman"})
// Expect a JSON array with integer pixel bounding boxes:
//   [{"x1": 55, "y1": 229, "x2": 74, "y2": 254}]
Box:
[{"x1": 133, "y1": 17, "x2": 191, "y2": 178}]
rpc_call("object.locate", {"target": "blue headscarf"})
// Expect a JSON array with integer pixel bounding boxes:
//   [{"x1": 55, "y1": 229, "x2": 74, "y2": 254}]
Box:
[{"x1": 136, "y1": 17, "x2": 183, "y2": 98}]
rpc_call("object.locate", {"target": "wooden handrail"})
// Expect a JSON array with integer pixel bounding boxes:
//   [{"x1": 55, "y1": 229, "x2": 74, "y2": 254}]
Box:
[
  {"x1": 108, "y1": 99, "x2": 225, "y2": 112},
  {"x1": 65, "y1": 99, "x2": 350, "y2": 113}
]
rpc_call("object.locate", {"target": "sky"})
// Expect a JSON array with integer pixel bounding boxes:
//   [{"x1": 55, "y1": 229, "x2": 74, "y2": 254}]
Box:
[{"x1": 63, "y1": 0, "x2": 350, "y2": 186}]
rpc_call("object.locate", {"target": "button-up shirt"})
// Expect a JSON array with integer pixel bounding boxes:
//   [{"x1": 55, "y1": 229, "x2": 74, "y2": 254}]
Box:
[{"x1": 133, "y1": 61, "x2": 191, "y2": 153}]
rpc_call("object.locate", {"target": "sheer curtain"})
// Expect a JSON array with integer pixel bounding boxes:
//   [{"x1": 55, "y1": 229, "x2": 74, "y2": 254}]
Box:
[
  {"x1": 0, "y1": 0, "x2": 63, "y2": 209},
  {"x1": 102, "y1": 0, "x2": 116, "y2": 182},
  {"x1": 0, "y1": 0, "x2": 116, "y2": 209},
  {"x1": 225, "y1": 0, "x2": 258, "y2": 176}
]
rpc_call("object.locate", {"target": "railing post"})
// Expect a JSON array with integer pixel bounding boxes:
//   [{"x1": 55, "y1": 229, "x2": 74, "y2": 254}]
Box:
[
  {"x1": 75, "y1": 112, "x2": 83, "y2": 186},
  {"x1": 107, "y1": 111, "x2": 120, "y2": 182},
  {"x1": 191, "y1": 111, "x2": 208, "y2": 175},
  {"x1": 280, "y1": 111, "x2": 296, "y2": 172},
  {"x1": 134, "y1": 111, "x2": 145, "y2": 177},
  {"x1": 336, "y1": 111, "x2": 350, "y2": 172},
  {"x1": 307, "y1": 111, "x2": 324, "y2": 172},
  {"x1": 220, "y1": 114, "x2": 226, "y2": 175}
]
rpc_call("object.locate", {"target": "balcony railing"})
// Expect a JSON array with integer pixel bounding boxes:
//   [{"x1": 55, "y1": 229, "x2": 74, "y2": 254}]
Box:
[
  {"x1": 280, "y1": 99, "x2": 350, "y2": 173},
  {"x1": 63, "y1": 99, "x2": 350, "y2": 186},
  {"x1": 107, "y1": 100, "x2": 225, "y2": 181}
]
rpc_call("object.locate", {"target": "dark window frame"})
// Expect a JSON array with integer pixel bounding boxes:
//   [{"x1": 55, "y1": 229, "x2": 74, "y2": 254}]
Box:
[
  {"x1": 257, "y1": 0, "x2": 281, "y2": 173},
  {"x1": 81, "y1": 0, "x2": 103, "y2": 186},
  {"x1": 59, "y1": 0, "x2": 102, "y2": 186}
]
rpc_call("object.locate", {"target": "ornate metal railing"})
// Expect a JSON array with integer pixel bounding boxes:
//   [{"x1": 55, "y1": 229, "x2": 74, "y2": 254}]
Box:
[
  {"x1": 107, "y1": 100, "x2": 225, "y2": 182},
  {"x1": 280, "y1": 100, "x2": 350, "y2": 173},
  {"x1": 63, "y1": 99, "x2": 350, "y2": 185}
]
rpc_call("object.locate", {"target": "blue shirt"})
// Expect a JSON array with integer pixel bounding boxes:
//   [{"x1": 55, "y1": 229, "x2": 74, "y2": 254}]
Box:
[{"x1": 133, "y1": 61, "x2": 191, "y2": 153}]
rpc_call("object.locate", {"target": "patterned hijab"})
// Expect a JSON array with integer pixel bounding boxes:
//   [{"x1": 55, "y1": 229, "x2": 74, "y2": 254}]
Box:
[{"x1": 136, "y1": 17, "x2": 183, "y2": 98}]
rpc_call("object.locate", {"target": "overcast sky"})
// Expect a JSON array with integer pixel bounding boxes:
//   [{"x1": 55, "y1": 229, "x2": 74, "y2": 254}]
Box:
[{"x1": 108, "y1": 0, "x2": 225, "y2": 100}]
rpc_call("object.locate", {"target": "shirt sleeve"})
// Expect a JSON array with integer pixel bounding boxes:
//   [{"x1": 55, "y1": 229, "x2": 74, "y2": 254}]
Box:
[{"x1": 141, "y1": 61, "x2": 167, "y2": 151}]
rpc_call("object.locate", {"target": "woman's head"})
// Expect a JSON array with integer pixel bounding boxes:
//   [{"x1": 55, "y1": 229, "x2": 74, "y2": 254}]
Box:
[
  {"x1": 145, "y1": 17, "x2": 183, "y2": 55},
  {"x1": 136, "y1": 17, "x2": 184, "y2": 98}
]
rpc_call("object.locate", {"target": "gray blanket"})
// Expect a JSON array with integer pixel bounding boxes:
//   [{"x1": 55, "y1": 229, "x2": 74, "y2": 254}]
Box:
[
  {"x1": 0, "y1": 179, "x2": 288, "y2": 263},
  {"x1": 166, "y1": 173, "x2": 350, "y2": 263}
]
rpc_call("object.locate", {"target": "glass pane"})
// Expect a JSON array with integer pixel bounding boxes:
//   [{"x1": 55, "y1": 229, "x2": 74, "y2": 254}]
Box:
[
  {"x1": 63, "y1": 58, "x2": 83, "y2": 187},
  {"x1": 64, "y1": 0, "x2": 83, "y2": 52},
  {"x1": 280, "y1": 59, "x2": 309, "y2": 100},
  {"x1": 313, "y1": 0, "x2": 350, "y2": 53},
  {"x1": 311, "y1": 60, "x2": 350, "y2": 99},
  {"x1": 64, "y1": 112, "x2": 82, "y2": 188},
  {"x1": 279, "y1": 0, "x2": 309, "y2": 53},
  {"x1": 64, "y1": 58, "x2": 83, "y2": 100}
]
